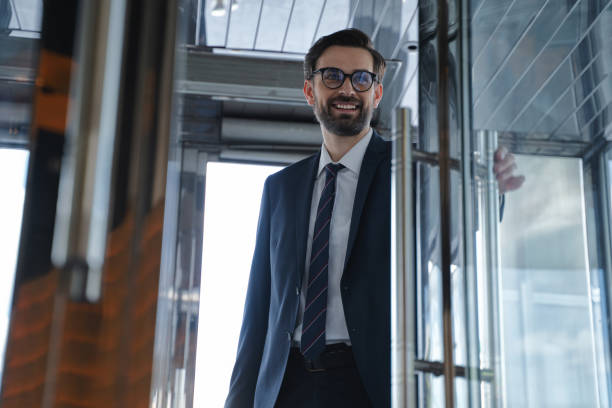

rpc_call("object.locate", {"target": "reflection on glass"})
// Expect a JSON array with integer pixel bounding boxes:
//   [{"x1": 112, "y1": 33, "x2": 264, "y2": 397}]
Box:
[
  {"x1": 499, "y1": 155, "x2": 606, "y2": 407},
  {"x1": 0, "y1": 148, "x2": 28, "y2": 386},
  {"x1": 193, "y1": 161, "x2": 282, "y2": 407},
  {"x1": 5, "y1": 0, "x2": 42, "y2": 37}
]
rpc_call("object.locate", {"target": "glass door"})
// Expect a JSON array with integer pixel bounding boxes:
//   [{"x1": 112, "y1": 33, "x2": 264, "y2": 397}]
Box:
[{"x1": 456, "y1": 0, "x2": 612, "y2": 406}]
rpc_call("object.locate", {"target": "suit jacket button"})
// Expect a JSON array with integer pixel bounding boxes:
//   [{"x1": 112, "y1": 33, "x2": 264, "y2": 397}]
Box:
[
  {"x1": 286, "y1": 332, "x2": 291, "y2": 341},
  {"x1": 295, "y1": 286, "x2": 300, "y2": 296}
]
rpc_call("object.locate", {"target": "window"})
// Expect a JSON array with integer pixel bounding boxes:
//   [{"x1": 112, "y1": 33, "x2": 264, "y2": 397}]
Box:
[{"x1": 0, "y1": 148, "x2": 28, "y2": 384}]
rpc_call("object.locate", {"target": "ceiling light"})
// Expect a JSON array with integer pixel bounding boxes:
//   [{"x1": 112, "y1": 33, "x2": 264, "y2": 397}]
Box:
[
  {"x1": 211, "y1": 0, "x2": 226, "y2": 16},
  {"x1": 231, "y1": 0, "x2": 239, "y2": 11}
]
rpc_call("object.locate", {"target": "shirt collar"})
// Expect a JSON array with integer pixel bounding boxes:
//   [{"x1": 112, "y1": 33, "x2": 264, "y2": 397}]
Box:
[{"x1": 317, "y1": 129, "x2": 373, "y2": 177}]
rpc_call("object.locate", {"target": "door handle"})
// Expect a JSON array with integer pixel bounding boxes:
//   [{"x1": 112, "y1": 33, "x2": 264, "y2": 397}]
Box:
[{"x1": 51, "y1": 0, "x2": 128, "y2": 303}]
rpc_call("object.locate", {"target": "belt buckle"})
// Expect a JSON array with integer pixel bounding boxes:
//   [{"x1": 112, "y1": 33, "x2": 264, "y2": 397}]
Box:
[{"x1": 305, "y1": 358, "x2": 326, "y2": 373}]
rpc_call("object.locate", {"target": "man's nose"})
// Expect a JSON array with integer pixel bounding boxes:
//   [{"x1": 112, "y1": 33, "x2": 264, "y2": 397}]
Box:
[{"x1": 337, "y1": 76, "x2": 356, "y2": 95}]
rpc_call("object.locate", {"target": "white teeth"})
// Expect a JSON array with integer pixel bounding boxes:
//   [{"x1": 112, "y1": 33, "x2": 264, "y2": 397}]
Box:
[{"x1": 335, "y1": 104, "x2": 356, "y2": 109}]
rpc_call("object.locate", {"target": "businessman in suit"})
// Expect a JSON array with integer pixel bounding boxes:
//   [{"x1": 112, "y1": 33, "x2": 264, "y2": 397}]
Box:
[
  {"x1": 225, "y1": 28, "x2": 389, "y2": 408},
  {"x1": 225, "y1": 28, "x2": 524, "y2": 408}
]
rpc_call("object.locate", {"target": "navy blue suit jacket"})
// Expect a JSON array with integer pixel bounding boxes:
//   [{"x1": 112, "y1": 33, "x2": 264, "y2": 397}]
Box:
[{"x1": 225, "y1": 133, "x2": 391, "y2": 407}]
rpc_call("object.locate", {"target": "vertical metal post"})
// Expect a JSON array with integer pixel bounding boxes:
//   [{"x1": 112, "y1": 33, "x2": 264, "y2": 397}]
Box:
[
  {"x1": 600, "y1": 148, "x2": 612, "y2": 340},
  {"x1": 391, "y1": 108, "x2": 415, "y2": 408},
  {"x1": 484, "y1": 130, "x2": 505, "y2": 408},
  {"x1": 436, "y1": 0, "x2": 455, "y2": 405},
  {"x1": 595, "y1": 147, "x2": 612, "y2": 406},
  {"x1": 51, "y1": 0, "x2": 128, "y2": 302},
  {"x1": 457, "y1": 0, "x2": 483, "y2": 404}
]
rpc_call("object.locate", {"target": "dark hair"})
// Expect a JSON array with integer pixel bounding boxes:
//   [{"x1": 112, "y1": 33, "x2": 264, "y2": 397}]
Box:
[{"x1": 304, "y1": 28, "x2": 386, "y2": 81}]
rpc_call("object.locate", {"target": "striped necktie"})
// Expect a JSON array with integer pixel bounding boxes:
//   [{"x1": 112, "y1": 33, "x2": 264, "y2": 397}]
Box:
[{"x1": 301, "y1": 162, "x2": 344, "y2": 359}]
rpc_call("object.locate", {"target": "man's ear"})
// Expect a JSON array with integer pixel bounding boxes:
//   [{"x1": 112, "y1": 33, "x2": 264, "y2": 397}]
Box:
[
  {"x1": 303, "y1": 80, "x2": 315, "y2": 106},
  {"x1": 373, "y1": 82, "x2": 383, "y2": 108}
]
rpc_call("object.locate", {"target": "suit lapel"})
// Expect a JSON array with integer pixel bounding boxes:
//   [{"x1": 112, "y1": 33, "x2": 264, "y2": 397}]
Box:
[
  {"x1": 294, "y1": 153, "x2": 320, "y2": 287},
  {"x1": 344, "y1": 134, "x2": 387, "y2": 271}
]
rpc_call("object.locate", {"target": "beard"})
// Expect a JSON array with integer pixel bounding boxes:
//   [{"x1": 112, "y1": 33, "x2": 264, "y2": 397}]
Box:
[{"x1": 313, "y1": 95, "x2": 372, "y2": 137}]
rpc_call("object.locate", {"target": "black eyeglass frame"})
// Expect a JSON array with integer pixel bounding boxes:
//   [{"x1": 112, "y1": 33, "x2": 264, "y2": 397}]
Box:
[{"x1": 310, "y1": 67, "x2": 379, "y2": 92}]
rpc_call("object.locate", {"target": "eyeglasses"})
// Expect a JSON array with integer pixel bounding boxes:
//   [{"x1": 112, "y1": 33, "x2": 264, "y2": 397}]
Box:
[{"x1": 310, "y1": 67, "x2": 379, "y2": 92}]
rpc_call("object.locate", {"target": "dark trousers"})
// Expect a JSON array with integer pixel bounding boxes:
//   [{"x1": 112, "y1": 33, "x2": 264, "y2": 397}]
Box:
[{"x1": 274, "y1": 344, "x2": 373, "y2": 408}]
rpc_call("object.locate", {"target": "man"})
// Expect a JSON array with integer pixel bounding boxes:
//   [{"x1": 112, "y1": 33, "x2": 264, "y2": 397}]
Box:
[
  {"x1": 225, "y1": 29, "x2": 523, "y2": 408},
  {"x1": 225, "y1": 28, "x2": 389, "y2": 408}
]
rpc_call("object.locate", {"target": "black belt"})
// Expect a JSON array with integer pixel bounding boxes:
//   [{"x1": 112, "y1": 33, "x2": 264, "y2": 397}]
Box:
[{"x1": 290, "y1": 343, "x2": 355, "y2": 372}]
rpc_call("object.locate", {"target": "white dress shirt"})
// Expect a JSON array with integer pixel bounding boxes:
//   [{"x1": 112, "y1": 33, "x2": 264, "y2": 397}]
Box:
[{"x1": 293, "y1": 129, "x2": 373, "y2": 345}]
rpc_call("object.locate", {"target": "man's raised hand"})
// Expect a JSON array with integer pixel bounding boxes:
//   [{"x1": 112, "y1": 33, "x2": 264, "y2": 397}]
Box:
[{"x1": 494, "y1": 146, "x2": 525, "y2": 194}]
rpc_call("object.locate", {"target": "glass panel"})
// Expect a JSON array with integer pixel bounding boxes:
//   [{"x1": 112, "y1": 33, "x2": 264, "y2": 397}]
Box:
[
  {"x1": 471, "y1": 0, "x2": 612, "y2": 144},
  {"x1": 193, "y1": 161, "x2": 282, "y2": 407},
  {"x1": 472, "y1": 0, "x2": 580, "y2": 129},
  {"x1": 499, "y1": 155, "x2": 605, "y2": 407}
]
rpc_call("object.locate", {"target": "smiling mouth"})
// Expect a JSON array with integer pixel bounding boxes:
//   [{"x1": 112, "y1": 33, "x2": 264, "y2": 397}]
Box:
[{"x1": 332, "y1": 103, "x2": 360, "y2": 112}]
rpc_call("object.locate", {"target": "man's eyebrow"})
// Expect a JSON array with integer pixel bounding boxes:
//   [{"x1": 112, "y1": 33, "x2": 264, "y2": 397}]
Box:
[{"x1": 318, "y1": 66, "x2": 374, "y2": 71}]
